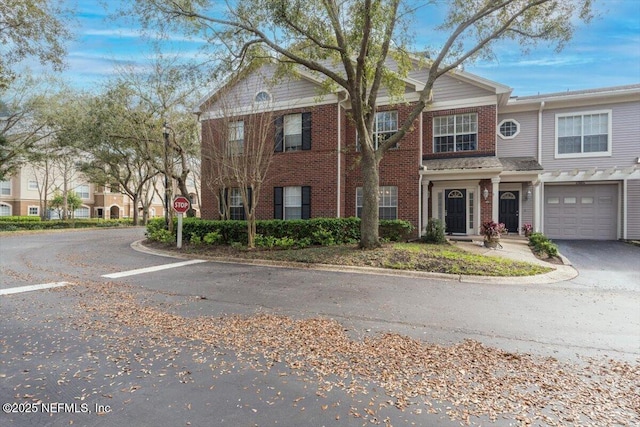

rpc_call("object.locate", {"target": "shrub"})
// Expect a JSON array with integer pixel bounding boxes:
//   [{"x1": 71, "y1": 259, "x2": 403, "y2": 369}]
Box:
[
  {"x1": 190, "y1": 235, "x2": 202, "y2": 245},
  {"x1": 528, "y1": 232, "x2": 559, "y2": 258},
  {"x1": 178, "y1": 217, "x2": 414, "y2": 246},
  {"x1": 203, "y1": 231, "x2": 223, "y2": 245},
  {"x1": 148, "y1": 228, "x2": 174, "y2": 243},
  {"x1": 422, "y1": 218, "x2": 446, "y2": 244}
]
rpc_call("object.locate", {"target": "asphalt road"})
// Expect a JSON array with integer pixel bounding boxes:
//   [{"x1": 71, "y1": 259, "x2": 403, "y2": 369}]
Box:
[{"x1": 1, "y1": 228, "x2": 639, "y2": 426}]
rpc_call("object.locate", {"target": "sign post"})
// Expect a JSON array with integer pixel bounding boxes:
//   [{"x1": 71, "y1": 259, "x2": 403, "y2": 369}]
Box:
[{"x1": 173, "y1": 196, "x2": 190, "y2": 248}]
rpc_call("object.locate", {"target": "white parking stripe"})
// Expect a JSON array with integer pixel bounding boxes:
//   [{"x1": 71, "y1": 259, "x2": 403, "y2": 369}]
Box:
[
  {"x1": 101, "y1": 259, "x2": 207, "y2": 279},
  {"x1": 0, "y1": 282, "x2": 70, "y2": 296}
]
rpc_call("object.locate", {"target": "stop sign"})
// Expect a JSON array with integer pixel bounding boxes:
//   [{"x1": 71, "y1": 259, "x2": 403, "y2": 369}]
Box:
[{"x1": 173, "y1": 196, "x2": 190, "y2": 214}]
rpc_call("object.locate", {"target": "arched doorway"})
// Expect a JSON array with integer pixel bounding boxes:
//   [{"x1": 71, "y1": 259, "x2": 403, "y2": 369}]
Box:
[{"x1": 110, "y1": 206, "x2": 120, "y2": 219}]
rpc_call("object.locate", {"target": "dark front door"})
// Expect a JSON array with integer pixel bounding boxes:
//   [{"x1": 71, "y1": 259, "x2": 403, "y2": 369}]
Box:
[
  {"x1": 445, "y1": 189, "x2": 466, "y2": 234},
  {"x1": 499, "y1": 191, "x2": 519, "y2": 233}
]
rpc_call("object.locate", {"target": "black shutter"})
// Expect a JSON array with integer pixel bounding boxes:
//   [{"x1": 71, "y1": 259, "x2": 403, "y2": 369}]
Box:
[
  {"x1": 246, "y1": 187, "x2": 253, "y2": 211},
  {"x1": 274, "y1": 187, "x2": 283, "y2": 219},
  {"x1": 301, "y1": 112, "x2": 312, "y2": 151},
  {"x1": 301, "y1": 186, "x2": 311, "y2": 219},
  {"x1": 274, "y1": 116, "x2": 283, "y2": 152}
]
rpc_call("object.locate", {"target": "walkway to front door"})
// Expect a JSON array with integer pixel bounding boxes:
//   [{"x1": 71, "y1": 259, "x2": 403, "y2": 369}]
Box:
[{"x1": 445, "y1": 189, "x2": 466, "y2": 234}]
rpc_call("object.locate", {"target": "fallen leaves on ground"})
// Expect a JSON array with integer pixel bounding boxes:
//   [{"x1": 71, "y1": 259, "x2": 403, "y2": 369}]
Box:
[{"x1": 69, "y1": 282, "x2": 639, "y2": 426}]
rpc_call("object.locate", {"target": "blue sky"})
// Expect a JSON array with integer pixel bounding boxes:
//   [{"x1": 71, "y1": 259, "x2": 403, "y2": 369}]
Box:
[{"x1": 39, "y1": 0, "x2": 640, "y2": 96}]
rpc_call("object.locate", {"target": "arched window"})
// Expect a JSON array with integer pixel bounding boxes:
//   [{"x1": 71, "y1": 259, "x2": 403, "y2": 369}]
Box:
[{"x1": 255, "y1": 91, "x2": 271, "y2": 103}]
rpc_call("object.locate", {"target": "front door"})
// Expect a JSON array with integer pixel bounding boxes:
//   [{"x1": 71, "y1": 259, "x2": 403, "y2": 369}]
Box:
[
  {"x1": 445, "y1": 189, "x2": 466, "y2": 234},
  {"x1": 499, "y1": 191, "x2": 519, "y2": 233}
]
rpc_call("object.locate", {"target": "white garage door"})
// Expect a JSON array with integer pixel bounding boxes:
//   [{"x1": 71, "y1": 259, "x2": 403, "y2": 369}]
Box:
[{"x1": 544, "y1": 184, "x2": 618, "y2": 240}]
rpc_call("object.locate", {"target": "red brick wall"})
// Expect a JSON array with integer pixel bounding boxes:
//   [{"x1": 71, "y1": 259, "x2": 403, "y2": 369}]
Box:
[
  {"x1": 200, "y1": 104, "x2": 342, "y2": 220},
  {"x1": 423, "y1": 105, "x2": 497, "y2": 158},
  {"x1": 479, "y1": 179, "x2": 494, "y2": 225},
  {"x1": 344, "y1": 104, "x2": 422, "y2": 233}
]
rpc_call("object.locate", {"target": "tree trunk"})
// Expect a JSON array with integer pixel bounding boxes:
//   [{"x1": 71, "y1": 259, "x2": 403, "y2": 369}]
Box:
[
  {"x1": 132, "y1": 194, "x2": 139, "y2": 225},
  {"x1": 359, "y1": 150, "x2": 381, "y2": 249}
]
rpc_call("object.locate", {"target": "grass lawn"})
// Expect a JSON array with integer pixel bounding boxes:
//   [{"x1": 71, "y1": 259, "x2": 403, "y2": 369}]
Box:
[{"x1": 155, "y1": 241, "x2": 553, "y2": 277}]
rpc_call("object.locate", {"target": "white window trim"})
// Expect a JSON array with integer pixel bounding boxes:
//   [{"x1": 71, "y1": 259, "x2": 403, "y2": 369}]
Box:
[
  {"x1": 373, "y1": 110, "x2": 398, "y2": 150},
  {"x1": 254, "y1": 90, "x2": 272, "y2": 104},
  {"x1": 283, "y1": 114, "x2": 303, "y2": 152},
  {"x1": 497, "y1": 119, "x2": 520, "y2": 140},
  {"x1": 355, "y1": 186, "x2": 398, "y2": 220},
  {"x1": 0, "y1": 203, "x2": 11, "y2": 216},
  {"x1": 283, "y1": 186, "x2": 302, "y2": 220},
  {"x1": 28, "y1": 180, "x2": 38, "y2": 191},
  {"x1": 75, "y1": 184, "x2": 90, "y2": 200},
  {"x1": 28, "y1": 206, "x2": 40, "y2": 216},
  {"x1": 554, "y1": 109, "x2": 612, "y2": 159},
  {"x1": 0, "y1": 180, "x2": 11, "y2": 196},
  {"x1": 228, "y1": 121, "x2": 244, "y2": 156},
  {"x1": 433, "y1": 113, "x2": 478, "y2": 153}
]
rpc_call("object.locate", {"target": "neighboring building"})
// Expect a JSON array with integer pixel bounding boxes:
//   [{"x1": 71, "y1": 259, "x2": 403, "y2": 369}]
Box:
[
  {"x1": 196, "y1": 61, "x2": 640, "y2": 240},
  {"x1": 0, "y1": 165, "x2": 197, "y2": 221}
]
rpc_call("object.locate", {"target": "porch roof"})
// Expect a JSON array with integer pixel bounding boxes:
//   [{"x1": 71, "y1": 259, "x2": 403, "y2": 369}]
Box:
[{"x1": 421, "y1": 156, "x2": 542, "y2": 172}]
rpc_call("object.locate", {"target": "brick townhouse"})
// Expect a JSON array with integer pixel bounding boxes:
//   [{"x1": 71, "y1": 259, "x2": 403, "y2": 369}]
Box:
[{"x1": 196, "y1": 59, "x2": 640, "y2": 240}]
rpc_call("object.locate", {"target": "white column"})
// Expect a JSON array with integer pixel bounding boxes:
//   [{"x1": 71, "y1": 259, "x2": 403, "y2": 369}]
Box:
[
  {"x1": 491, "y1": 177, "x2": 500, "y2": 222},
  {"x1": 420, "y1": 179, "x2": 430, "y2": 236},
  {"x1": 533, "y1": 181, "x2": 542, "y2": 233}
]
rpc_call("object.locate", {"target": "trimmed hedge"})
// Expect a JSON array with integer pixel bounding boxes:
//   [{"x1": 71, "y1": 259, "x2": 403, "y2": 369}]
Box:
[
  {"x1": 147, "y1": 217, "x2": 414, "y2": 245},
  {"x1": 0, "y1": 218, "x2": 135, "y2": 231},
  {"x1": 0, "y1": 216, "x2": 42, "y2": 222}
]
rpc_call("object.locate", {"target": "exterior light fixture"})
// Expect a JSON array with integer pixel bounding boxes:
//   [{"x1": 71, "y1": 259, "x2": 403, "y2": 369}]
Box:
[{"x1": 482, "y1": 188, "x2": 489, "y2": 201}]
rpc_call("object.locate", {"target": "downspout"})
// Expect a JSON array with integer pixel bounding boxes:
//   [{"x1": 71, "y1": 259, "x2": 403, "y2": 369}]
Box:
[
  {"x1": 336, "y1": 95, "x2": 342, "y2": 217},
  {"x1": 623, "y1": 179, "x2": 628, "y2": 240},
  {"x1": 418, "y1": 110, "x2": 423, "y2": 236},
  {"x1": 535, "y1": 101, "x2": 545, "y2": 233},
  {"x1": 537, "y1": 101, "x2": 545, "y2": 162}
]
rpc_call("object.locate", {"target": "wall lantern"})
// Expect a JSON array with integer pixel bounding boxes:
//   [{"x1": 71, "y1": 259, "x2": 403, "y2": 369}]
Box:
[
  {"x1": 526, "y1": 187, "x2": 533, "y2": 201},
  {"x1": 482, "y1": 187, "x2": 489, "y2": 201}
]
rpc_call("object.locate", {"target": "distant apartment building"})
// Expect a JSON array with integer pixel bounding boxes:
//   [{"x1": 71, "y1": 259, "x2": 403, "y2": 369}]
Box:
[{"x1": 0, "y1": 165, "x2": 199, "y2": 220}]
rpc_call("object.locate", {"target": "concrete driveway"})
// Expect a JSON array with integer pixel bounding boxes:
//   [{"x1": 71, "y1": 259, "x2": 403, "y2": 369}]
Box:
[{"x1": 555, "y1": 240, "x2": 640, "y2": 291}]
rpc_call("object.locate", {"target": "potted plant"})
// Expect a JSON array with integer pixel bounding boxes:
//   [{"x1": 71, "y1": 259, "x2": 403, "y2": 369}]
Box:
[
  {"x1": 480, "y1": 221, "x2": 507, "y2": 248},
  {"x1": 521, "y1": 223, "x2": 533, "y2": 237}
]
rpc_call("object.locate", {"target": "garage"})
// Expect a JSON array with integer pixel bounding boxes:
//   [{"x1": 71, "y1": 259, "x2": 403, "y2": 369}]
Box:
[{"x1": 544, "y1": 183, "x2": 618, "y2": 240}]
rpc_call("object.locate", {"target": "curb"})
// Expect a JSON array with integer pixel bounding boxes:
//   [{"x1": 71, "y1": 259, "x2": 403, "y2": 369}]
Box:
[{"x1": 131, "y1": 240, "x2": 578, "y2": 285}]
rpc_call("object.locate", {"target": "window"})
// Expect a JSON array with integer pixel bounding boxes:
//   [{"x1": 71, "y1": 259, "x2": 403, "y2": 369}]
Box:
[
  {"x1": 556, "y1": 111, "x2": 611, "y2": 157},
  {"x1": 284, "y1": 114, "x2": 302, "y2": 151},
  {"x1": 356, "y1": 186, "x2": 398, "y2": 220},
  {"x1": 229, "y1": 188, "x2": 244, "y2": 220},
  {"x1": 28, "y1": 206, "x2": 39, "y2": 216},
  {"x1": 28, "y1": 180, "x2": 38, "y2": 190},
  {"x1": 0, "y1": 203, "x2": 11, "y2": 216},
  {"x1": 255, "y1": 91, "x2": 271, "y2": 103},
  {"x1": 0, "y1": 180, "x2": 10, "y2": 196},
  {"x1": 275, "y1": 113, "x2": 311, "y2": 152},
  {"x1": 75, "y1": 184, "x2": 90, "y2": 199},
  {"x1": 374, "y1": 111, "x2": 398, "y2": 149},
  {"x1": 274, "y1": 186, "x2": 311, "y2": 220},
  {"x1": 228, "y1": 121, "x2": 244, "y2": 155},
  {"x1": 433, "y1": 113, "x2": 477, "y2": 152},
  {"x1": 74, "y1": 207, "x2": 90, "y2": 218},
  {"x1": 498, "y1": 119, "x2": 520, "y2": 139},
  {"x1": 284, "y1": 187, "x2": 302, "y2": 219}
]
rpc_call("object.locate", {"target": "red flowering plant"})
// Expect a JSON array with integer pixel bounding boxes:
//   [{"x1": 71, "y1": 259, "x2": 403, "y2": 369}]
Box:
[
  {"x1": 521, "y1": 223, "x2": 533, "y2": 237},
  {"x1": 480, "y1": 221, "x2": 507, "y2": 241}
]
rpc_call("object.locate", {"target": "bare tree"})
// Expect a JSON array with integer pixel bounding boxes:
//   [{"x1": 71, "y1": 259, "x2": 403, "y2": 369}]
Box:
[{"x1": 202, "y1": 79, "x2": 275, "y2": 248}]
